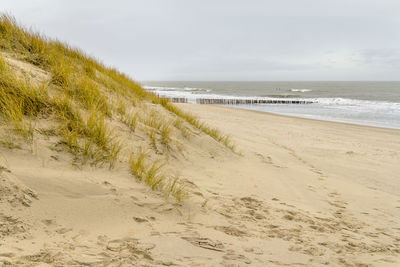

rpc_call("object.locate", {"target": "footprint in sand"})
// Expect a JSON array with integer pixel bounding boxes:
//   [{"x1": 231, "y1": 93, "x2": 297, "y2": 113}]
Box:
[
  {"x1": 243, "y1": 246, "x2": 263, "y2": 255},
  {"x1": 55, "y1": 227, "x2": 72, "y2": 234},
  {"x1": 254, "y1": 152, "x2": 286, "y2": 168},
  {"x1": 181, "y1": 236, "x2": 225, "y2": 252},
  {"x1": 222, "y1": 249, "x2": 252, "y2": 265},
  {"x1": 0, "y1": 214, "x2": 26, "y2": 237},
  {"x1": 133, "y1": 217, "x2": 148, "y2": 223},
  {"x1": 0, "y1": 165, "x2": 11, "y2": 173},
  {"x1": 214, "y1": 225, "x2": 248, "y2": 237},
  {"x1": 105, "y1": 238, "x2": 155, "y2": 261},
  {"x1": 41, "y1": 219, "x2": 56, "y2": 227}
]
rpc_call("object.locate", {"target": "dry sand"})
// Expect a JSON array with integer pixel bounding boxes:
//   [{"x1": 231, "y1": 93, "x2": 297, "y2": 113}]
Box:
[{"x1": 1, "y1": 103, "x2": 399, "y2": 266}]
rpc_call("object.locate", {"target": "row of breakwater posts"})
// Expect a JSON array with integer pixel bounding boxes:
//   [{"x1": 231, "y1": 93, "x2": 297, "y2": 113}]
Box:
[
  {"x1": 196, "y1": 98, "x2": 314, "y2": 104},
  {"x1": 157, "y1": 95, "x2": 314, "y2": 105}
]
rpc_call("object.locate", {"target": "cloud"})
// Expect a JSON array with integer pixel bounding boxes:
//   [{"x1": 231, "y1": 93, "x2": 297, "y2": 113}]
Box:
[
  {"x1": 1, "y1": 0, "x2": 400, "y2": 80},
  {"x1": 352, "y1": 48, "x2": 400, "y2": 67}
]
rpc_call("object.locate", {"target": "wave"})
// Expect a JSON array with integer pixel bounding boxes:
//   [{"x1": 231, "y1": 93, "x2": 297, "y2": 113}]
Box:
[
  {"x1": 261, "y1": 94, "x2": 301, "y2": 98},
  {"x1": 311, "y1": 97, "x2": 400, "y2": 112},
  {"x1": 143, "y1": 85, "x2": 211, "y2": 93},
  {"x1": 290, "y1": 89, "x2": 312, "y2": 92},
  {"x1": 143, "y1": 86, "x2": 182, "y2": 91}
]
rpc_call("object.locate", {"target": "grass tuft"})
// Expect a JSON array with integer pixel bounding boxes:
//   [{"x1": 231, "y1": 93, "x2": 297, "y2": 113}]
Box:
[
  {"x1": 67, "y1": 76, "x2": 110, "y2": 115},
  {"x1": 148, "y1": 128, "x2": 157, "y2": 149},
  {"x1": 160, "y1": 123, "x2": 172, "y2": 148},
  {"x1": 50, "y1": 56, "x2": 73, "y2": 87},
  {"x1": 173, "y1": 118, "x2": 192, "y2": 138},
  {"x1": 165, "y1": 176, "x2": 188, "y2": 201},
  {"x1": 121, "y1": 111, "x2": 139, "y2": 132},
  {"x1": 129, "y1": 148, "x2": 148, "y2": 178},
  {"x1": 0, "y1": 56, "x2": 49, "y2": 141},
  {"x1": 156, "y1": 99, "x2": 237, "y2": 151},
  {"x1": 129, "y1": 150, "x2": 188, "y2": 201}
]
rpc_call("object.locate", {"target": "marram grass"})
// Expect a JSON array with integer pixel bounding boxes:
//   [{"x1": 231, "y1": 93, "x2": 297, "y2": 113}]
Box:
[
  {"x1": 0, "y1": 14, "x2": 236, "y2": 200},
  {"x1": 156, "y1": 98, "x2": 236, "y2": 151},
  {"x1": 129, "y1": 149, "x2": 188, "y2": 201}
]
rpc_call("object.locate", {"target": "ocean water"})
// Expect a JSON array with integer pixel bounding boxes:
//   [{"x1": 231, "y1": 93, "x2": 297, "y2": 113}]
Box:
[{"x1": 142, "y1": 81, "x2": 400, "y2": 130}]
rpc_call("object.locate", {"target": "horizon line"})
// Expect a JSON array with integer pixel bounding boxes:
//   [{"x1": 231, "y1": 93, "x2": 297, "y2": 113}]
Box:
[{"x1": 140, "y1": 80, "x2": 400, "y2": 82}]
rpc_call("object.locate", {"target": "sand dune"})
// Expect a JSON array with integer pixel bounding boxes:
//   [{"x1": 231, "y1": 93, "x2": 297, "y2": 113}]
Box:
[{"x1": 1, "y1": 103, "x2": 399, "y2": 266}]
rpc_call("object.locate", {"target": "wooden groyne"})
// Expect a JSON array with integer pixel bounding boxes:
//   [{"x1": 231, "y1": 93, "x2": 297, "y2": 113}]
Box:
[
  {"x1": 157, "y1": 96, "x2": 314, "y2": 105},
  {"x1": 159, "y1": 97, "x2": 188, "y2": 103},
  {"x1": 196, "y1": 98, "x2": 313, "y2": 105}
]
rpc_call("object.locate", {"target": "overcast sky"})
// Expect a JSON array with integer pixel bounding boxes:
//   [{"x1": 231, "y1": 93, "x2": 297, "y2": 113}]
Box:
[{"x1": 2, "y1": 0, "x2": 400, "y2": 81}]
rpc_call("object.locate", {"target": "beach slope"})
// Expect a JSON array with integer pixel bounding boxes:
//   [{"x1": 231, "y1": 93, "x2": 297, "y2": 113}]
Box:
[{"x1": 1, "y1": 104, "x2": 399, "y2": 266}]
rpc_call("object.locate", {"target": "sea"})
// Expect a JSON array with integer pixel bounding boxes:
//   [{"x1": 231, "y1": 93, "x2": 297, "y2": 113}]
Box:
[{"x1": 142, "y1": 81, "x2": 400, "y2": 130}]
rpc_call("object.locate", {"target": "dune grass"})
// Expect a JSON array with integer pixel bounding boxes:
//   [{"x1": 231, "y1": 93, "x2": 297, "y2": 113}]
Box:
[
  {"x1": 140, "y1": 111, "x2": 176, "y2": 150},
  {"x1": 0, "y1": 136, "x2": 19, "y2": 149},
  {"x1": 143, "y1": 111, "x2": 164, "y2": 130},
  {"x1": 156, "y1": 98, "x2": 236, "y2": 151},
  {"x1": 121, "y1": 111, "x2": 139, "y2": 132},
  {"x1": 56, "y1": 105, "x2": 122, "y2": 168},
  {"x1": 148, "y1": 128, "x2": 157, "y2": 149},
  {"x1": 67, "y1": 76, "x2": 111, "y2": 115},
  {"x1": 129, "y1": 149, "x2": 188, "y2": 200},
  {"x1": 160, "y1": 123, "x2": 172, "y2": 148},
  {"x1": 0, "y1": 14, "x2": 234, "y2": 200},
  {"x1": 129, "y1": 148, "x2": 164, "y2": 190},
  {"x1": 173, "y1": 118, "x2": 192, "y2": 138},
  {"x1": 116, "y1": 101, "x2": 127, "y2": 118},
  {"x1": 50, "y1": 55, "x2": 73, "y2": 87},
  {"x1": 1, "y1": 14, "x2": 235, "y2": 151},
  {"x1": 0, "y1": 55, "x2": 48, "y2": 142}
]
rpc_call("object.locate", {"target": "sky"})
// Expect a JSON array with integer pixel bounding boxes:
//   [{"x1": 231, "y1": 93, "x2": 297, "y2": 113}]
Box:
[{"x1": 1, "y1": 0, "x2": 400, "y2": 81}]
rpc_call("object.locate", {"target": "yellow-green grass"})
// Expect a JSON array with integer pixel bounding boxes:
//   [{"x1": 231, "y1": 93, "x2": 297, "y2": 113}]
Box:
[
  {"x1": 116, "y1": 101, "x2": 127, "y2": 118},
  {"x1": 140, "y1": 111, "x2": 175, "y2": 149},
  {"x1": 0, "y1": 14, "x2": 234, "y2": 199},
  {"x1": 1, "y1": 14, "x2": 235, "y2": 150},
  {"x1": 121, "y1": 111, "x2": 139, "y2": 132},
  {"x1": 56, "y1": 106, "x2": 122, "y2": 168},
  {"x1": 66, "y1": 76, "x2": 111, "y2": 116},
  {"x1": 129, "y1": 149, "x2": 188, "y2": 200},
  {"x1": 0, "y1": 136, "x2": 20, "y2": 149},
  {"x1": 156, "y1": 98, "x2": 236, "y2": 151},
  {"x1": 160, "y1": 123, "x2": 172, "y2": 148},
  {"x1": 148, "y1": 128, "x2": 157, "y2": 149},
  {"x1": 0, "y1": 56, "x2": 49, "y2": 141},
  {"x1": 142, "y1": 110, "x2": 164, "y2": 130},
  {"x1": 173, "y1": 118, "x2": 192, "y2": 138}
]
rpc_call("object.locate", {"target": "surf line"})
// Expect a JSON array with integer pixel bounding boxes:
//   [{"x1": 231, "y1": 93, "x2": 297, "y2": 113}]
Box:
[{"x1": 156, "y1": 95, "x2": 314, "y2": 105}]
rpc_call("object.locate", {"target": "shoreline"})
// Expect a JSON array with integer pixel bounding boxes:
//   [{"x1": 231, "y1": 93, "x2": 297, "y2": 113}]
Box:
[
  {"x1": 197, "y1": 103, "x2": 400, "y2": 133},
  {"x1": 144, "y1": 81, "x2": 400, "y2": 131},
  {"x1": 234, "y1": 106, "x2": 400, "y2": 131}
]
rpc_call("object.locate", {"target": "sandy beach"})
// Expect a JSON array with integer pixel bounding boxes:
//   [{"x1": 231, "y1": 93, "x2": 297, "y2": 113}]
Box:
[{"x1": 1, "y1": 103, "x2": 399, "y2": 266}]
